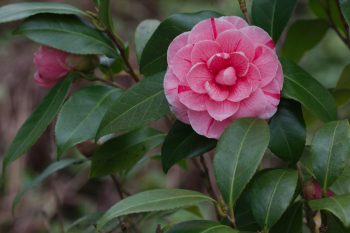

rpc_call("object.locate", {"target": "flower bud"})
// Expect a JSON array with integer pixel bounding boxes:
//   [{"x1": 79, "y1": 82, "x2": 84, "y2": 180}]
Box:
[{"x1": 303, "y1": 179, "x2": 334, "y2": 200}]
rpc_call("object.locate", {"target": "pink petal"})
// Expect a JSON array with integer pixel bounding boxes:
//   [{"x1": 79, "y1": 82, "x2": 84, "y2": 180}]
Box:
[
  {"x1": 186, "y1": 63, "x2": 213, "y2": 94},
  {"x1": 222, "y1": 16, "x2": 249, "y2": 29},
  {"x1": 167, "y1": 32, "x2": 190, "y2": 65},
  {"x1": 215, "y1": 67, "x2": 237, "y2": 86},
  {"x1": 34, "y1": 72, "x2": 57, "y2": 88},
  {"x1": 234, "y1": 89, "x2": 267, "y2": 118},
  {"x1": 205, "y1": 81, "x2": 230, "y2": 101},
  {"x1": 227, "y1": 80, "x2": 253, "y2": 102},
  {"x1": 188, "y1": 110, "x2": 232, "y2": 139},
  {"x1": 241, "y1": 26, "x2": 275, "y2": 49},
  {"x1": 207, "y1": 53, "x2": 231, "y2": 74},
  {"x1": 171, "y1": 44, "x2": 194, "y2": 79},
  {"x1": 178, "y1": 89, "x2": 207, "y2": 111},
  {"x1": 245, "y1": 63, "x2": 262, "y2": 91},
  {"x1": 230, "y1": 52, "x2": 249, "y2": 77},
  {"x1": 275, "y1": 63, "x2": 284, "y2": 90},
  {"x1": 188, "y1": 18, "x2": 234, "y2": 44},
  {"x1": 216, "y1": 29, "x2": 255, "y2": 61},
  {"x1": 253, "y1": 46, "x2": 279, "y2": 87},
  {"x1": 191, "y1": 40, "x2": 222, "y2": 64},
  {"x1": 206, "y1": 99, "x2": 239, "y2": 121}
]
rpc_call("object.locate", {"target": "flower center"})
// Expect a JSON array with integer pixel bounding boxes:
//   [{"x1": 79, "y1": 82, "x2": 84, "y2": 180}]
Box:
[{"x1": 215, "y1": 67, "x2": 237, "y2": 86}]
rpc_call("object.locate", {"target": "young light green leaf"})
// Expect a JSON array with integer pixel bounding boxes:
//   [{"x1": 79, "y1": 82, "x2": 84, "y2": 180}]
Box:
[
  {"x1": 161, "y1": 121, "x2": 216, "y2": 173},
  {"x1": 135, "y1": 19, "x2": 160, "y2": 61},
  {"x1": 91, "y1": 128, "x2": 165, "y2": 177},
  {"x1": 15, "y1": 14, "x2": 118, "y2": 58},
  {"x1": 311, "y1": 120, "x2": 350, "y2": 189},
  {"x1": 249, "y1": 169, "x2": 298, "y2": 231},
  {"x1": 13, "y1": 158, "x2": 86, "y2": 214},
  {"x1": 96, "y1": 189, "x2": 215, "y2": 230},
  {"x1": 309, "y1": 194, "x2": 350, "y2": 228},
  {"x1": 2, "y1": 76, "x2": 73, "y2": 177},
  {"x1": 97, "y1": 72, "x2": 170, "y2": 138},
  {"x1": 251, "y1": 0, "x2": 298, "y2": 42},
  {"x1": 214, "y1": 119, "x2": 270, "y2": 208},
  {"x1": 282, "y1": 19, "x2": 329, "y2": 61},
  {"x1": 270, "y1": 201, "x2": 303, "y2": 233},
  {"x1": 165, "y1": 220, "x2": 239, "y2": 233},
  {"x1": 0, "y1": 2, "x2": 87, "y2": 24},
  {"x1": 269, "y1": 99, "x2": 306, "y2": 163},
  {"x1": 55, "y1": 85, "x2": 122, "y2": 156},
  {"x1": 282, "y1": 59, "x2": 337, "y2": 122},
  {"x1": 140, "y1": 11, "x2": 222, "y2": 75}
]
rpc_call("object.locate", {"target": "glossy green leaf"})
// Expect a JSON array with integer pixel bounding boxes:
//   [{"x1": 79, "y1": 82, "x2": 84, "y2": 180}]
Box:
[
  {"x1": 282, "y1": 19, "x2": 329, "y2": 61},
  {"x1": 66, "y1": 213, "x2": 103, "y2": 233},
  {"x1": 135, "y1": 19, "x2": 160, "y2": 61},
  {"x1": 97, "y1": 72, "x2": 170, "y2": 138},
  {"x1": 140, "y1": 11, "x2": 222, "y2": 75},
  {"x1": 96, "y1": 189, "x2": 215, "y2": 230},
  {"x1": 331, "y1": 167, "x2": 350, "y2": 195},
  {"x1": 0, "y1": 2, "x2": 87, "y2": 24},
  {"x1": 214, "y1": 119, "x2": 270, "y2": 207},
  {"x1": 340, "y1": 0, "x2": 350, "y2": 27},
  {"x1": 311, "y1": 120, "x2": 350, "y2": 189},
  {"x1": 162, "y1": 121, "x2": 216, "y2": 173},
  {"x1": 269, "y1": 99, "x2": 306, "y2": 163},
  {"x1": 2, "y1": 76, "x2": 73, "y2": 177},
  {"x1": 95, "y1": 0, "x2": 113, "y2": 31},
  {"x1": 336, "y1": 64, "x2": 350, "y2": 90},
  {"x1": 251, "y1": 0, "x2": 298, "y2": 42},
  {"x1": 15, "y1": 14, "x2": 118, "y2": 58},
  {"x1": 91, "y1": 128, "x2": 165, "y2": 177},
  {"x1": 309, "y1": 194, "x2": 350, "y2": 227},
  {"x1": 165, "y1": 220, "x2": 239, "y2": 233},
  {"x1": 282, "y1": 59, "x2": 337, "y2": 122},
  {"x1": 235, "y1": 191, "x2": 260, "y2": 231},
  {"x1": 249, "y1": 169, "x2": 298, "y2": 231},
  {"x1": 13, "y1": 158, "x2": 85, "y2": 214},
  {"x1": 270, "y1": 201, "x2": 303, "y2": 233},
  {"x1": 55, "y1": 85, "x2": 122, "y2": 156}
]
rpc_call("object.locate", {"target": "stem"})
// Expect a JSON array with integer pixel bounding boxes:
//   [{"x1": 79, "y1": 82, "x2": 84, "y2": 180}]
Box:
[
  {"x1": 92, "y1": 76, "x2": 124, "y2": 89},
  {"x1": 237, "y1": 0, "x2": 251, "y2": 24},
  {"x1": 229, "y1": 207, "x2": 236, "y2": 228},
  {"x1": 111, "y1": 174, "x2": 125, "y2": 199}
]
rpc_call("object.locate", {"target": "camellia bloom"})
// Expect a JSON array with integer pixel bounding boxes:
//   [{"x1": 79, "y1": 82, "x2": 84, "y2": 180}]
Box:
[{"x1": 164, "y1": 16, "x2": 283, "y2": 138}]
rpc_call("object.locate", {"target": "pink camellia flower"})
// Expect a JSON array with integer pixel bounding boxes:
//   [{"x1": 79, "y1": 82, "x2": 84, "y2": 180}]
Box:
[
  {"x1": 33, "y1": 46, "x2": 73, "y2": 88},
  {"x1": 164, "y1": 16, "x2": 283, "y2": 138},
  {"x1": 303, "y1": 179, "x2": 335, "y2": 200}
]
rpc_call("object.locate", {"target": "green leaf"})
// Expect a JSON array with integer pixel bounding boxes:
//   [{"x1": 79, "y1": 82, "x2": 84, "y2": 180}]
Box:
[
  {"x1": 55, "y1": 85, "x2": 122, "y2": 156},
  {"x1": 327, "y1": 213, "x2": 350, "y2": 233},
  {"x1": 91, "y1": 128, "x2": 165, "y2": 177},
  {"x1": 13, "y1": 158, "x2": 85, "y2": 214},
  {"x1": 15, "y1": 14, "x2": 118, "y2": 58},
  {"x1": 269, "y1": 99, "x2": 306, "y2": 163},
  {"x1": 97, "y1": 72, "x2": 170, "y2": 138},
  {"x1": 282, "y1": 59, "x2": 337, "y2": 122},
  {"x1": 161, "y1": 121, "x2": 216, "y2": 173},
  {"x1": 270, "y1": 201, "x2": 303, "y2": 233},
  {"x1": 66, "y1": 213, "x2": 103, "y2": 233},
  {"x1": 140, "y1": 11, "x2": 222, "y2": 75},
  {"x1": 235, "y1": 191, "x2": 260, "y2": 231},
  {"x1": 249, "y1": 169, "x2": 298, "y2": 231},
  {"x1": 340, "y1": 0, "x2": 350, "y2": 27},
  {"x1": 2, "y1": 76, "x2": 73, "y2": 177},
  {"x1": 96, "y1": 189, "x2": 215, "y2": 230},
  {"x1": 251, "y1": 0, "x2": 298, "y2": 42},
  {"x1": 0, "y1": 2, "x2": 87, "y2": 24},
  {"x1": 336, "y1": 64, "x2": 350, "y2": 90},
  {"x1": 309, "y1": 194, "x2": 350, "y2": 228},
  {"x1": 331, "y1": 167, "x2": 350, "y2": 195},
  {"x1": 95, "y1": 0, "x2": 113, "y2": 31},
  {"x1": 214, "y1": 119, "x2": 270, "y2": 207},
  {"x1": 165, "y1": 220, "x2": 239, "y2": 233},
  {"x1": 311, "y1": 120, "x2": 350, "y2": 189},
  {"x1": 282, "y1": 19, "x2": 329, "y2": 62},
  {"x1": 135, "y1": 19, "x2": 160, "y2": 61}
]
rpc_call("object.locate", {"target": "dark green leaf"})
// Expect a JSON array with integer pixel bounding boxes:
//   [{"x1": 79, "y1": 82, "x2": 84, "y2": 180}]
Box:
[
  {"x1": 340, "y1": 0, "x2": 350, "y2": 27},
  {"x1": 235, "y1": 191, "x2": 260, "y2": 231},
  {"x1": 55, "y1": 85, "x2": 122, "y2": 156},
  {"x1": 140, "y1": 11, "x2": 222, "y2": 75},
  {"x1": 269, "y1": 99, "x2": 306, "y2": 163},
  {"x1": 311, "y1": 120, "x2": 350, "y2": 189},
  {"x1": 161, "y1": 121, "x2": 216, "y2": 173},
  {"x1": 251, "y1": 0, "x2": 298, "y2": 42},
  {"x1": 135, "y1": 19, "x2": 160, "y2": 61},
  {"x1": 13, "y1": 158, "x2": 85, "y2": 214},
  {"x1": 95, "y1": 0, "x2": 113, "y2": 31},
  {"x1": 15, "y1": 14, "x2": 118, "y2": 58},
  {"x1": 309, "y1": 194, "x2": 350, "y2": 227},
  {"x1": 91, "y1": 128, "x2": 165, "y2": 177},
  {"x1": 331, "y1": 167, "x2": 350, "y2": 195},
  {"x1": 336, "y1": 64, "x2": 350, "y2": 90},
  {"x1": 214, "y1": 119, "x2": 270, "y2": 207},
  {"x1": 165, "y1": 220, "x2": 239, "y2": 233},
  {"x1": 2, "y1": 76, "x2": 73, "y2": 177},
  {"x1": 96, "y1": 189, "x2": 215, "y2": 230},
  {"x1": 282, "y1": 19, "x2": 329, "y2": 61},
  {"x1": 249, "y1": 169, "x2": 298, "y2": 231},
  {"x1": 327, "y1": 213, "x2": 350, "y2": 233},
  {"x1": 282, "y1": 59, "x2": 337, "y2": 122},
  {"x1": 97, "y1": 72, "x2": 170, "y2": 138},
  {"x1": 270, "y1": 201, "x2": 303, "y2": 233},
  {"x1": 0, "y1": 2, "x2": 87, "y2": 24}
]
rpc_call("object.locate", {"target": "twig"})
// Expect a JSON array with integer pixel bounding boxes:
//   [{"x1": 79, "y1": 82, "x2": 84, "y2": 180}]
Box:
[
  {"x1": 111, "y1": 174, "x2": 125, "y2": 199},
  {"x1": 237, "y1": 0, "x2": 251, "y2": 24},
  {"x1": 156, "y1": 224, "x2": 163, "y2": 233},
  {"x1": 92, "y1": 76, "x2": 125, "y2": 89}
]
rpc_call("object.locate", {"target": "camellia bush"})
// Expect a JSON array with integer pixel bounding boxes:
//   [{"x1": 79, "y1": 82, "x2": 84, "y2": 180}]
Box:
[{"x1": 2, "y1": 0, "x2": 350, "y2": 232}]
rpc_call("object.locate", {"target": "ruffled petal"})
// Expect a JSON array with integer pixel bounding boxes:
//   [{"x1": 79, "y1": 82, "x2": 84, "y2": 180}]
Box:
[
  {"x1": 253, "y1": 46, "x2": 279, "y2": 87},
  {"x1": 205, "y1": 81, "x2": 230, "y2": 101},
  {"x1": 222, "y1": 16, "x2": 249, "y2": 29},
  {"x1": 227, "y1": 80, "x2": 253, "y2": 102},
  {"x1": 178, "y1": 89, "x2": 207, "y2": 111},
  {"x1": 206, "y1": 99, "x2": 239, "y2": 121},
  {"x1": 230, "y1": 52, "x2": 249, "y2": 77},
  {"x1": 171, "y1": 44, "x2": 194, "y2": 79},
  {"x1": 191, "y1": 40, "x2": 222, "y2": 64},
  {"x1": 241, "y1": 26, "x2": 275, "y2": 49},
  {"x1": 234, "y1": 89, "x2": 267, "y2": 118},
  {"x1": 167, "y1": 32, "x2": 190, "y2": 65},
  {"x1": 187, "y1": 63, "x2": 213, "y2": 94},
  {"x1": 245, "y1": 63, "x2": 262, "y2": 91},
  {"x1": 207, "y1": 53, "x2": 231, "y2": 74}
]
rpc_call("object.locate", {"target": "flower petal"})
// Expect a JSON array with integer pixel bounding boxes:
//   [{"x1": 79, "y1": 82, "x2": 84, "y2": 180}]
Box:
[
  {"x1": 230, "y1": 52, "x2": 249, "y2": 77},
  {"x1": 222, "y1": 16, "x2": 249, "y2": 29},
  {"x1": 167, "y1": 32, "x2": 190, "y2": 65},
  {"x1": 171, "y1": 44, "x2": 194, "y2": 79},
  {"x1": 253, "y1": 46, "x2": 279, "y2": 87},
  {"x1": 34, "y1": 72, "x2": 57, "y2": 88},
  {"x1": 227, "y1": 80, "x2": 253, "y2": 102},
  {"x1": 178, "y1": 89, "x2": 207, "y2": 111},
  {"x1": 205, "y1": 81, "x2": 230, "y2": 101},
  {"x1": 241, "y1": 26, "x2": 275, "y2": 49},
  {"x1": 206, "y1": 99, "x2": 239, "y2": 121},
  {"x1": 187, "y1": 63, "x2": 213, "y2": 94},
  {"x1": 245, "y1": 63, "x2": 262, "y2": 91},
  {"x1": 191, "y1": 40, "x2": 222, "y2": 64},
  {"x1": 234, "y1": 89, "x2": 267, "y2": 118},
  {"x1": 207, "y1": 53, "x2": 231, "y2": 74}
]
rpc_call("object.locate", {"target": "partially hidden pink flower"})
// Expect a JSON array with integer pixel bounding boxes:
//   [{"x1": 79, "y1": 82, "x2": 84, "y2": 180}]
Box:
[
  {"x1": 303, "y1": 179, "x2": 335, "y2": 200},
  {"x1": 164, "y1": 16, "x2": 283, "y2": 138}
]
